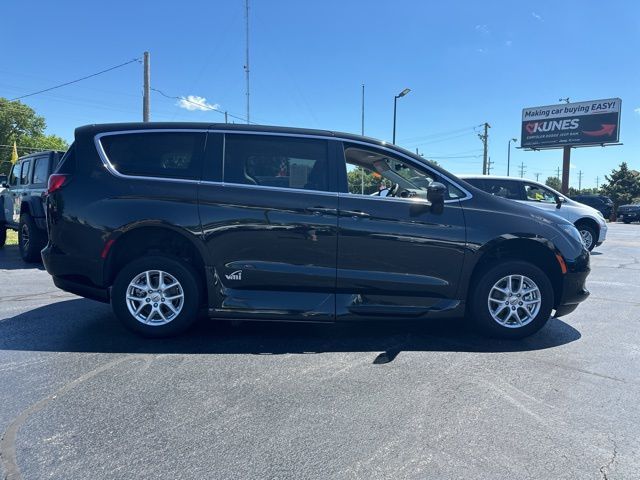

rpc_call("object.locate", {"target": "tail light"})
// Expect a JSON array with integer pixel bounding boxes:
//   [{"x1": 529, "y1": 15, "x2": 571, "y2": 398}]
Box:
[{"x1": 47, "y1": 174, "x2": 69, "y2": 194}]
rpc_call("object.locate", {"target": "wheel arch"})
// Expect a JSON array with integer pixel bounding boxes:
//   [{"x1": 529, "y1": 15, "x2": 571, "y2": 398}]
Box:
[
  {"x1": 467, "y1": 237, "x2": 564, "y2": 308},
  {"x1": 103, "y1": 224, "x2": 210, "y2": 289},
  {"x1": 573, "y1": 216, "x2": 600, "y2": 238}
]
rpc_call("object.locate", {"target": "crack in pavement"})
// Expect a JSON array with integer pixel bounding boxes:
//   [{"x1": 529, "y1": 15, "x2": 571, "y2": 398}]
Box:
[
  {"x1": 0, "y1": 356, "x2": 133, "y2": 480},
  {"x1": 599, "y1": 437, "x2": 618, "y2": 480}
]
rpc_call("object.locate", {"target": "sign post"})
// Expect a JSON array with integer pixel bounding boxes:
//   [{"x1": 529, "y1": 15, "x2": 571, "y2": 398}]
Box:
[{"x1": 520, "y1": 98, "x2": 622, "y2": 194}]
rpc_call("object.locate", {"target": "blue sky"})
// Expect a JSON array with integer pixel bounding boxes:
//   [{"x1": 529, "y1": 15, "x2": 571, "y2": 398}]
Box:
[{"x1": 3, "y1": 0, "x2": 639, "y2": 188}]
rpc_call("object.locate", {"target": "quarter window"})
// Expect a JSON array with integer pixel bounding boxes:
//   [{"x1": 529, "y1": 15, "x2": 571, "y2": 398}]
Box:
[
  {"x1": 19, "y1": 160, "x2": 31, "y2": 185},
  {"x1": 224, "y1": 134, "x2": 329, "y2": 191},
  {"x1": 100, "y1": 132, "x2": 205, "y2": 179},
  {"x1": 32, "y1": 156, "x2": 49, "y2": 184}
]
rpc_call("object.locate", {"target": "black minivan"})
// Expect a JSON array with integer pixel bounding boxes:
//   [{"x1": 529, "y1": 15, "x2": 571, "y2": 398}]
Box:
[{"x1": 43, "y1": 123, "x2": 590, "y2": 339}]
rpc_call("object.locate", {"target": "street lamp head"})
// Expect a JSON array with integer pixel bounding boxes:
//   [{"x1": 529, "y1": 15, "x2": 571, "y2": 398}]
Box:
[
  {"x1": 511, "y1": 138, "x2": 518, "y2": 143},
  {"x1": 397, "y1": 88, "x2": 411, "y2": 98}
]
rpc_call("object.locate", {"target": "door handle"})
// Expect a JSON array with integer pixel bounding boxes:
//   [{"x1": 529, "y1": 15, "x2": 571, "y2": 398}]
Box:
[
  {"x1": 306, "y1": 207, "x2": 337, "y2": 216},
  {"x1": 341, "y1": 210, "x2": 370, "y2": 219}
]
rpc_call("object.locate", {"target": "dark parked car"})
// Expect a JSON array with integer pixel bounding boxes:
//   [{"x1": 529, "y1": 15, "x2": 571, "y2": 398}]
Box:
[
  {"x1": 0, "y1": 150, "x2": 65, "y2": 261},
  {"x1": 570, "y1": 194, "x2": 613, "y2": 219},
  {"x1": 618, "y1": 203, "x2": 640, "y2": 223},
  {"x1": 43, "y1": 123, "x2": 590, "y2": 339}
]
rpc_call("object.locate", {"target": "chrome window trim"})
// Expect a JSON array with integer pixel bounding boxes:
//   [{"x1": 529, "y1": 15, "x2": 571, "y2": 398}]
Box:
[
  {"x1": 215, "y1": 130, "x2": 472, "y2": 202},
  {"x1": 94, "y1": 129, "x2": 208, "y2": 185},
  {"x1": 93, "y1": 128, "x2": 473, "y2": 202},
  {"x1": 200, "y1": 180, "x2": 340, "y2": 198}
]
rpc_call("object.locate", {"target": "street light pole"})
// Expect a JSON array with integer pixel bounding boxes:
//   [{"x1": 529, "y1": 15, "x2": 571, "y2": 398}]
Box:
[
  {"x1": 507, "y1": 138, "x2": 517, "y2": 176},
  {"x1": 392, "y1": 88, "x2": 411, "y2": 144}
]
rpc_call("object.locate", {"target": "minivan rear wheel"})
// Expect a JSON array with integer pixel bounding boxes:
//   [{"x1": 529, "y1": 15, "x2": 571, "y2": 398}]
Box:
[
  {"x1": 470, "y1": 260, "x2": 553, "y2": 339},
  {"x1": 112, "y1": 256, "x2": 201, "y2": 337}
]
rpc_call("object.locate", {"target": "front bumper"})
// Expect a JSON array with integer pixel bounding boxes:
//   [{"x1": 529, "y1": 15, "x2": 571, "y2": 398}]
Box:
[
  {"x1": 598, "y1": 221, "x2": 608, "y2": 243},
  {"x1": 554, "y1": 252, "x2": 590, "y2": 318}
]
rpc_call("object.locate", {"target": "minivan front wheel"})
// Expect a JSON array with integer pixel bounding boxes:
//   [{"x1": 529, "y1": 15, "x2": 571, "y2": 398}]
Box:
[
  {"x1": 576, "y1": 223, "x2": 596, "y2": 251},
  {"x1": 112, "y1": 256, "x2": 200, "y2": 337},
  {"x1": 470, "y1": 261, "x2": 553, "y2": 339}
]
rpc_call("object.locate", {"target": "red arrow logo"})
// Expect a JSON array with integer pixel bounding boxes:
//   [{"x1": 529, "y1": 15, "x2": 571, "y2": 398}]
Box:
[
  {"x1": 525, "y1": 122, "x2": 536, "y2": 134},
  {"x1": 583, "y1": 124, "x2": 616, "y2": 137}
]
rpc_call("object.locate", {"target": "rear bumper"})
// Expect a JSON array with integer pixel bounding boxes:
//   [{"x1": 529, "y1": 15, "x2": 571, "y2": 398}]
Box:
[
  {"x1": 42, "y1": 243, "x2": 109, "y2": 302},
  {"x1": 52, "y1": 275, "x2": 110, "y2": 303},
  {"x1": 619, "y1": 212, "x2": 640, "y2": 221}
]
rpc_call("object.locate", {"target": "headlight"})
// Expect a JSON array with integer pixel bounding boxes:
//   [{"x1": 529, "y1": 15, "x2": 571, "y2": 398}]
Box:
[{"x1": 558, "y1": 223, "x2": 583, "y2": 246}]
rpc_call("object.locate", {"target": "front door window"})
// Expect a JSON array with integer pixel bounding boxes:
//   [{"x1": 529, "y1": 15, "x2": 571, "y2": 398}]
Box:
[{"x1": 524, "y1": 183, "x2": 557, "y2": 203}]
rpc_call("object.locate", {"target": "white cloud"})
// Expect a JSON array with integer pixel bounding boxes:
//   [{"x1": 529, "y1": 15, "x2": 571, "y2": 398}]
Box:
[
  {"x1": 634, "y1": 107, "x2": 640, "y2": 115},
  {"x1": 177, "y1": 95, "x2": 220, "y2": 112},
  {"x1": 475, "y1": 24, "x2": 490, "y2": 35},
  {"x1": 532, "y1": 12, "x2": 543, "y2": 21},
  {"x1": 505, "y1": 40, "x2": 513, "y2": 47},
  {"x1": 476, "y1": 48, "x2": 487, "y2": 54}
]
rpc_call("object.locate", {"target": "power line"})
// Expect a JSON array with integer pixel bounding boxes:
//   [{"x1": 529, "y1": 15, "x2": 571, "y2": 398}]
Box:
[
  {"x1": 151, "y1": 88, "x2": 253, "y2": 124},
  {"x1": 9, "y1": 57, "x2": 141, "y2": 101}
]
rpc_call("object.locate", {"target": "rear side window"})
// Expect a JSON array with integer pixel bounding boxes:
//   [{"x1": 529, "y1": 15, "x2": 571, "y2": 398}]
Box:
[
  {"x1": 19, "y1": 160, "x2": 31, "y2": 185},
  {"x1": 482, "y1": 179, "x2": 522, "y2": 200},
  {"x1": 32, "y1": 156, "x2": 49, "y2": 184},
  {"x1": 224, "y1": 134, "x2": 329, "y2": 191},
  {"x1": 100, "y1": 132, "x2": 205, "y2": 179}
]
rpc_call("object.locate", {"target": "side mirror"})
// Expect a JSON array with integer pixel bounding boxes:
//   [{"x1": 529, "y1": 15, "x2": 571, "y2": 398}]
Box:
[
  {"x1": 556, "y1": 196, "x2": 566, "y2": 209},
  {"x1": 427, "y1": 182, "x2": 446, "y2": 214}
]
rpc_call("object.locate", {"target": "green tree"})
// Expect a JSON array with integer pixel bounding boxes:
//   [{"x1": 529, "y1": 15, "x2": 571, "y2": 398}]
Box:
[
  {"x1": 347, "y1": 167, "x2": 381, "y2": 195},
  {"x1": 600, "y1": 162, "x2": 640, "y2": 210},
  {"x1": 545, "y1": 176, "x2": 561, "y2": 191},
  {"x1": 0, "y1": 97, "x2": 68, "y2": 175}
]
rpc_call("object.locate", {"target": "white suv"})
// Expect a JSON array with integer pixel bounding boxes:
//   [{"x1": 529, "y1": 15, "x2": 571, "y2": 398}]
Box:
[{"x1": 460, "y1": 175, "x2": 607, "y2": 251}]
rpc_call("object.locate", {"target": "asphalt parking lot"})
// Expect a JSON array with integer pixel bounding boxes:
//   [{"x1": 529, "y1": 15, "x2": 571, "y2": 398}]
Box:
[{"x1": 0, "y1": 223, "x2": 639, "y2": 480}]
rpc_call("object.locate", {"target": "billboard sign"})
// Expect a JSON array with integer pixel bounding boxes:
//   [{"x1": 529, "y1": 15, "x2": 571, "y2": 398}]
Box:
[{"x1": 521, "y1": 98, "x2": 621, "y2": 149}]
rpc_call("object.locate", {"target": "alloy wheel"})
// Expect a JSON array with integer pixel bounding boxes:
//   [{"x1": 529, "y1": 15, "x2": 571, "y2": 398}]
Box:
[
  {"x1": 126, "y1": 270, "x2": 185, "y2": 326},
  {"x1": 487, "y1": 274, "x2": 542, "y2": 328},
  {"x1": 579, "y1": 229, "x2": 593, "y2": 250}
]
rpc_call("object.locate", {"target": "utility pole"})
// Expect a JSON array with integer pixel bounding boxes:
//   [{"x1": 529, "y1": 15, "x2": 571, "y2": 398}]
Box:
[
  {"x1": 556, "y1": 166, "x2": 561, "y2": 179},
  {"x1": 487, "y1": 156, "x2": 493, "y2": 175},
  {"x1": 224, "y1": 111, "x2": 228, "y2": 123},
  {"x1": 535, "y1": 172, "x2": 541, "y2": 182},
  {"x1": 518, "y1": 161, "x2": 526, "y2": 178},
  {"x1": 143, "y1": 51, "x2": 150, "y2": 122},
  {"x1": 561, "y1": 146, "x2": 571, "y2": 194},
  {"x1": 578, "y1": 170, "x2": 583, "y2": 191},
  {"x1": 244, "y1": 0, "x2": 250, "y2": 124},
  {"x1": 596, "y1": 176, "x2": 600, "y2": 190},
  {"x1": 361, "y1": 84, "x2": 365, "y2": 136},
  {"x1": 479, "y1": 122, "x2": 490, "y2": 174}
]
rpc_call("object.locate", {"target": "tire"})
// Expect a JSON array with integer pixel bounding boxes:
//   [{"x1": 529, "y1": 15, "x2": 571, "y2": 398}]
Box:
[
  {"x1": 575, "y1": 223, "x2": 597, "y2": 251},
  {"x1": 623, "y1": 217, "x2": 631, "y2": 224},
  {"x1": 18, "y1": 213, "x2": 46, "y2": 262},
  {"x1": 0, "y1": 226, "x2": 5, "y2": 248},
  {"x1": 469, "y1": 260, "x2": 554, "y2": 339},
  {"x1": 111, "y1": 255, "x2": 201, "y2": 337}
]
